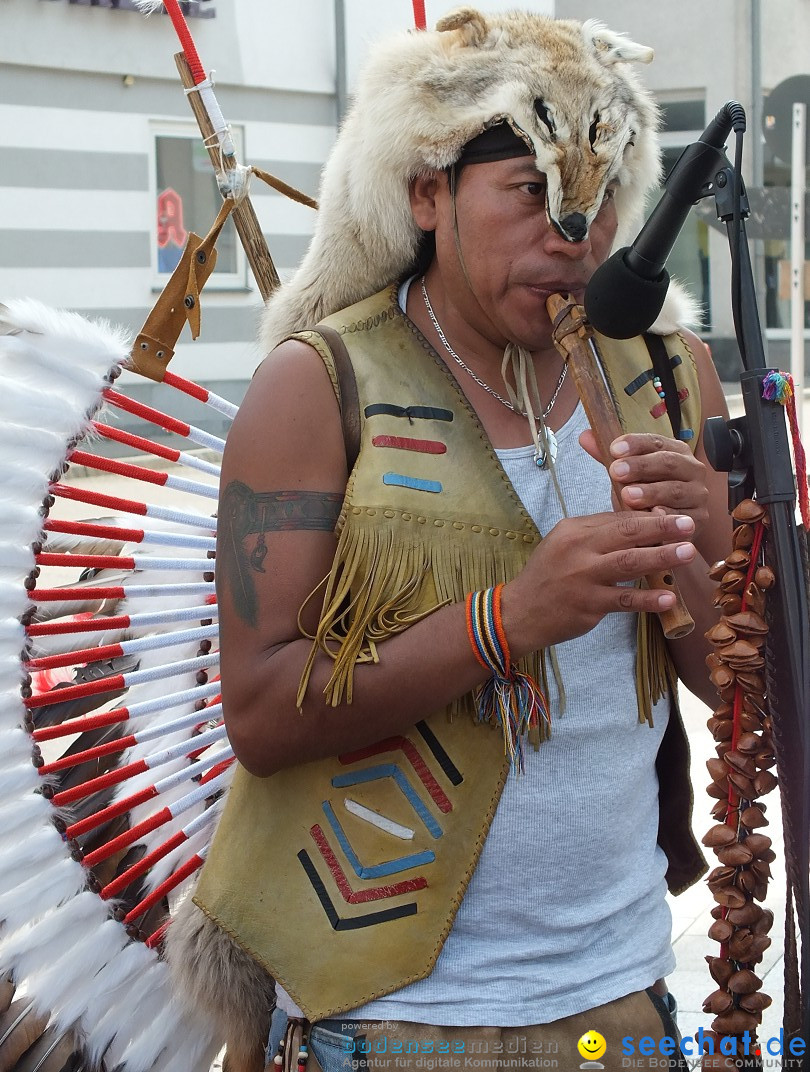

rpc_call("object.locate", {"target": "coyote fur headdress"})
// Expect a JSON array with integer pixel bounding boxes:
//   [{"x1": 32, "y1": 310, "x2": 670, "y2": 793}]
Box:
[{"x1": 261, "y1": 7, "x2": 693, "y2": 348}]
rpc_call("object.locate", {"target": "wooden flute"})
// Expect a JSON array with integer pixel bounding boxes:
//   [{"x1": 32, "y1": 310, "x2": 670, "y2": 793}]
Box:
[{"x1": 546, "y1": 293, "x2": 695, "y2": 640}]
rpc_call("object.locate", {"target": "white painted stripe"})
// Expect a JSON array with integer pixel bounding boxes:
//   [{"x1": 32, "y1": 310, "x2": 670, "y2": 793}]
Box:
[
  {"x1": 1, "y1": 188, "x2": 153, "y2": 232},
  {"x1": 246, "y1": 121, "x2": 335, "y2": 163},
  {"x1": 343, "y1": 798, "x2": 415, "y2": 841},
  {"x1": 0, "y1": 268, "x2": 152, "y2": 309},
  {"x1": 0, "y1": 105, "x2": 333, "y2": 165},
  {"x1": 251, "y1": 196, "x2": 317, "y2": 236},
  {"x1": 0, "y1": 104, "x2": 149, "y2": 154}
]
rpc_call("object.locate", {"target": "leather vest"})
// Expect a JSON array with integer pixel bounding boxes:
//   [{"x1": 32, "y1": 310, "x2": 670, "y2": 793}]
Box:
[{"x1": 194, "y1": 287, "x2": 707, "y2": 1021}]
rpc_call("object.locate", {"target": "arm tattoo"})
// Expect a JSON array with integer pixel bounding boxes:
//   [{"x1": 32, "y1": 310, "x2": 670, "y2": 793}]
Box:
[{"x1": 220, "y1": 481, "x2": 342, "y2": 627}]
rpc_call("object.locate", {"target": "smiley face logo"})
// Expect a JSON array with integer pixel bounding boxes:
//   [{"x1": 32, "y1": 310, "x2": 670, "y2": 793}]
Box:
[{"x1": 577, "y1": 1030, "x2": 607, "y2": 1063}]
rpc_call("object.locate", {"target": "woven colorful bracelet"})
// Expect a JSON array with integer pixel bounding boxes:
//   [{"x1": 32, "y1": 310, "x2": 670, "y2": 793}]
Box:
[{"x1": 465, "y1": 584, "x2": 550, "y2": 772}]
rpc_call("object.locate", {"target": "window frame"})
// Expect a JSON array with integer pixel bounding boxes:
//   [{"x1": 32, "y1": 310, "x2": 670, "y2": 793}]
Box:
[{"x1": 149, "y1": 120, "x2": 249, "y2": 292}]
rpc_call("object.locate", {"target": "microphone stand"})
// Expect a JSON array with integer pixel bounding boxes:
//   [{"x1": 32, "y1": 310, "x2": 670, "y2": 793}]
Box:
[{"x1": 702, "y1": 159, "x2": 810, "y2": 1065}]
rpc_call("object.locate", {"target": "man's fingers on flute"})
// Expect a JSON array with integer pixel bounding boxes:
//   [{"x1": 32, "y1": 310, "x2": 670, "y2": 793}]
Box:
[
  {"x1": 614, "y1": 584, "x2": 679, "y2": 615},
  {"x1": 609, "y1": 510, "x2": 695, "y2": 545},
  {"x1": 610, "y1": 432, "x2": 691, "y2": 460},
  {"x1": 608, "y1": 540, "x2": 695, "y2": 583},
  {"x1": 617, "y1": 479, "x2": 705, "y2": 512}
]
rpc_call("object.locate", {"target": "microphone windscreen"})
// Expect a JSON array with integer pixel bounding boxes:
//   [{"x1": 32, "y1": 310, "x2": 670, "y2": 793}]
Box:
[{"x1": 584, "y1": 249, "x2": 671, "y2": 339}]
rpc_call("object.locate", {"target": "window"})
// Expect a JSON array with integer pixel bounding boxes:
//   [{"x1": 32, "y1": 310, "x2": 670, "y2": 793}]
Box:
[
  {"x1": 152, "y1": 125, "x2": 246, "y2": 289},
  {"x1": 761, "y1": 143, "x2": 810, "y2": 334},
  {"x1": 655, "y1": 98, "x2": 711, "y2": 329}
]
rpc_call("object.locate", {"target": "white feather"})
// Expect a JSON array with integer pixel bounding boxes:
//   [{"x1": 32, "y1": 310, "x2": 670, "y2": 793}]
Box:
[
  {"x1": 0, "y1": 855, "x2": 88, "y2": 932},
  {"x1": 26, "y1": 918, "x2": 128, "y2": 1032},
  {"x1": 0, "y1": 822, "x2": 67, "y2": 888},
  {"x1": 0, "y1": 892, "x2": 105, "y2": 976},
  {"x1": 132, "y1": 0, "x2": 166, "y2": 13},
  {"x1": 44, "y1": 924, "x2": 129, "y2": 1035},
  {"x1": 81, "y1": 941, "x2": 158, "y2": 1064},
  {"x1": 98, "y1": 959, "x2": 170, "y2": 1068}
]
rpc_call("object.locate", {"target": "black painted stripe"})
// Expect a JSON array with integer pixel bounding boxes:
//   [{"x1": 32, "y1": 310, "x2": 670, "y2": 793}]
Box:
[
  {"x1": 624, "y1": 355, "x2": 683, "y2": 396},
  {"x1": 364, "y1": 404, "x2": 454, "y2": 422},
  {"x1": 415, "y1": 721, "x2": 463, "y2": 787},
  {"x1": 297, "y1": 851, "x2": 418, "y2": 930}
]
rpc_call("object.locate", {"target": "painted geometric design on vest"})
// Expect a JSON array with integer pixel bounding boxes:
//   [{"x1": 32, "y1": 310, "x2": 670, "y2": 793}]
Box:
[
  {"x1": 339, "y1": 734, "x2": 455, "y2": 812},
  {"x1": 372, "y1": 435, "x2": 447, "y2": 455},
  {"x1": 382, "y1": 473, "x2": 442, "y2": 494},
  {"x1": 622, "y1": 356, "x2": 683, "y2": 397},
  {"x1": 308, "y1": 822, "x2": 428, "y2": 902},
  {"x1": 364, "y1": 403, "x2": 454, "y2": 422},
  {"x1": 297, "y1": 849, "x2": 419, "y2": 930},
  {"x1": 320, "y1": 800, "x2": 435, "y2": 877},
  {"x1": 298, "y1": 726, "x2": 463, "y2": 930},
  {"x1": 650, "y1": 387, "x2": 690, "y2": 422},
  {"x1": 331, "y1": 765, "x2": 444, "y2": 838}
]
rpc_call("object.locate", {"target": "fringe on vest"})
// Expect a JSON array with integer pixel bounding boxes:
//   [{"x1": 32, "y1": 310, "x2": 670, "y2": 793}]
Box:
[{"x1": 296, "y1": 508, "x2": 554, "y2": 743}]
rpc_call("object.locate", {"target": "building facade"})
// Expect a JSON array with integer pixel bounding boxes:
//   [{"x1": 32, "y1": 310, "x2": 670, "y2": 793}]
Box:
[{"x1": 1, "y1": 0, "x2": 807, "y2": 414}]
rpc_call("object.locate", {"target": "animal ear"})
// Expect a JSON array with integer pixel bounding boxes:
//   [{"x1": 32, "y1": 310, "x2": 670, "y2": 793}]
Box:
[
  {"x1": 583, "y1": 19, "x2": 654, "y2": 66},
  {"x1": 435, "y1": 7, "x2": 490, "y2": 47}
]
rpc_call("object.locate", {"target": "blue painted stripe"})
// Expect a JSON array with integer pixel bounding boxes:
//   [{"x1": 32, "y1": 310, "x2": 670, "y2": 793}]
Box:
[
  {"x1": 332, "y1": 764, "x2": 443, "y2": 839},
  {"x1": 382, "y1": 473, "x2": 442, "y2": 494},
  {"x1": 321, "y1": 800, "x2": 435, "y2": 878}
]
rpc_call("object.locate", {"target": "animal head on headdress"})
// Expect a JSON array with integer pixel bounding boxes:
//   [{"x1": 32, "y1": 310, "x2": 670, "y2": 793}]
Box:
[{"x1": 261, "y1": 8, "x2": 692, "y2": 348}]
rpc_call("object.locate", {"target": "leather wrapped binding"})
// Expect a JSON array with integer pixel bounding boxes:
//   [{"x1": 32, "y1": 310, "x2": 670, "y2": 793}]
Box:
[{"x1": 700, "y1": 498, "x2": 778, "y2": 1069}]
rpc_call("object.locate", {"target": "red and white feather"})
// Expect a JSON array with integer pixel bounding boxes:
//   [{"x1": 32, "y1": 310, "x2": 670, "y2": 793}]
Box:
[{"x1": 0, "y1": 298, "x2": 233, "y2": 1070}]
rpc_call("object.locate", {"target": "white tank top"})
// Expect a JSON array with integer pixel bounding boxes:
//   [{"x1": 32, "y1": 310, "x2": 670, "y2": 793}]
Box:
[{"x1": 346, "y1": 400, "x2": 675, "y2": 1025}]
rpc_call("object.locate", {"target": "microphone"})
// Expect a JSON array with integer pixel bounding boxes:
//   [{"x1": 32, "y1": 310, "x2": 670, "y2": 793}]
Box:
[{"x1": 584, "y1": 102, "x2": 746, "y2": 339}]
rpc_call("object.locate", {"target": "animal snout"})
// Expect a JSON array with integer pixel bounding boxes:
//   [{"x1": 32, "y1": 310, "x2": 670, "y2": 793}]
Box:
[{"x1": 559, "y1": 212, "x2": 588, "y2": 242}]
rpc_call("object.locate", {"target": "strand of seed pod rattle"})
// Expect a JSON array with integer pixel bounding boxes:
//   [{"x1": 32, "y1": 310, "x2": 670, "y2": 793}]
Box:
[{"x1": 700, "y1": 498, "x2": 777, "y2": 1065}]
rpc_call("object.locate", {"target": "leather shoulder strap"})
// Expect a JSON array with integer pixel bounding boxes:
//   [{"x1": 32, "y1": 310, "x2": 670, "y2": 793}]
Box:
[
  {"x1": 316, "y1": 326, "x2": 361, "y2": 472},
  {"x1": 287, "y1": 327, "x2": 361, "y2": 472},
  {"x1": 644, "y1": 332, "x2": 682, "y2": 439}
]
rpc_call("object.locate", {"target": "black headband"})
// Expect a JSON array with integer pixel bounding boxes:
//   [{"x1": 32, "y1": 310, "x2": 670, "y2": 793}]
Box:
[{"x1": 456, "y1": 123, "x2": 534, "y2": 165}]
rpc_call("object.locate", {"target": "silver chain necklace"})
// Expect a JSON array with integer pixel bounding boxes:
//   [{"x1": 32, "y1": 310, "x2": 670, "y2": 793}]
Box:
[{"x1": 420, "y1": 276, "x2": 567, "y2": 421}]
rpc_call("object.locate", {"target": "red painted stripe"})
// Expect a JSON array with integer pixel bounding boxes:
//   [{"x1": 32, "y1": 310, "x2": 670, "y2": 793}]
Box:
[
  {"x1": 187, "y1": 725, "x2": 224, "y2": 761},
  {"x1": 104, "y1": 387, "x2": 192, "y2": 437},
  {"x1": 145, "y1": 920, "x2": 171, "y2": 950},
  {"x1": 123, "y1": 852, "x2": 204, "y2": 924},
  {"x1": 372, "y1": 435, "x2": 446, "y2": 454},
  {"x1": 28, "y1": 613, "x2": 132, "y2": 639},
  {"x1": 309, "y1": 825, "x2": 427, "y2": 904},
  {"x1": 101, "y1": 829, "x2": 186, "y2": 900},
  {"x1": 44, "y1": 519, "x2": 145, "y2": 544},
  {"x1": 93, "y1": 421, "x2": 182, "y2": 463},
  {"x1": 36, "y1": 553, "x2": 136, "y2": 571},
  {"x1": 24, "y1": 672, "x2": 126, "y2": 709},
  {"x1": 52, "y1": 758, "x2": 149, "y2": 806},
  {"x1": 339, "y1": 737, "x2": 452, "y2": 813},
  {"x1": 163, "y1": 370, "x2": 208, "y2": 402},
  {"x1": 52, "y1": 481, "x2": 148, "y2": 516},
  {"x1": 38, "y1": 732, "x2": 136, "y2": 775},
  {"x1": 200, "y1": 756, "x2": 234, "y2": 784},
  {"x1": 69, "y1": 450, "x2": 170, "y2": 487},
  {"x1": 29, "y1": 585, "x2": 126, "y2": 602},
  {"x1": 66, "y1": 783, "x2": 157, "y2": 839},
  {"x1": 34, "y1": 704, "x2": 131, "y2": 742},
  {"x1": 161, "y1": 0, "x2": 206, "y2": 84},
  {"x1": 650, "y1": 388, "x2": 689, "y2": 421},
  {"x1": 82, "y1": 805, "x2": 172, "y2": 868}
]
